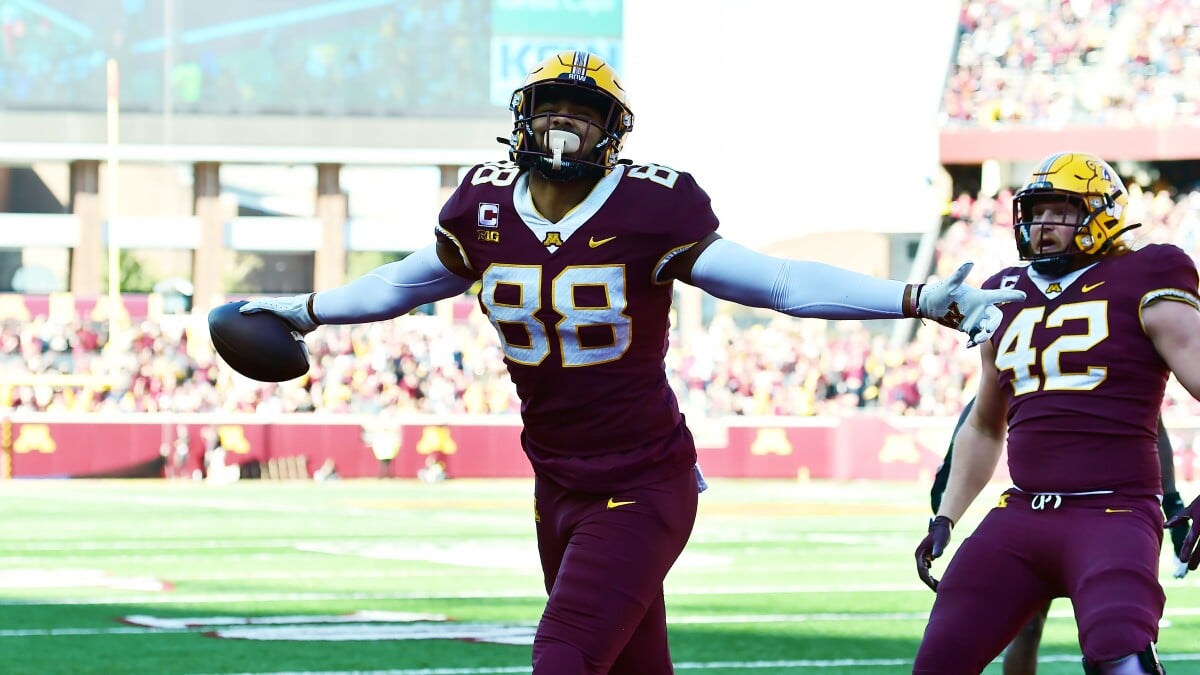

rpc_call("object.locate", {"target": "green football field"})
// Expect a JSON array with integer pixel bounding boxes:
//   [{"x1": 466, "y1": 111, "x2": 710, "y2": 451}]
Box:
[{"x1": 0, "y1": 478, "x2": 1196, "y2": 675}]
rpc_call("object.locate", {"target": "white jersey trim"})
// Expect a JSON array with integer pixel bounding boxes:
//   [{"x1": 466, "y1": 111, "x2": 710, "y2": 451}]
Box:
[{"x1": 513, "y1": 165, "x2": 625, "y2": 252}]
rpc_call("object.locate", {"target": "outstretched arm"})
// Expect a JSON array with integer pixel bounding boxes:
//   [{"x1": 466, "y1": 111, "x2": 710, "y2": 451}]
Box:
[
  {"x1": 670, "y1": 234, "x2": 1024, "y2": 346},
  {"x1": 241, "y1": 242, "x2": 473, "y2": 331}
]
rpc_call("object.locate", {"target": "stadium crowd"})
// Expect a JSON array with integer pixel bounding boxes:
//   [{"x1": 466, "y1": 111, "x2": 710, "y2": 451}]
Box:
[
  {"x1": 2, "y1": 175, "x2": 1198, "y2": 419},
  {"x1": 4, "y1": 0, "x2": 1200, "y2": 417},
  {"x1": 942, "y1": 0, "x2": 1200, "y2": 126}
]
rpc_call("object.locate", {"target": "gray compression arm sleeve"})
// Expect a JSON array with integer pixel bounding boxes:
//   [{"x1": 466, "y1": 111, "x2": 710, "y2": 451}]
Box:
[
  {"x1": 312, "y1": 244, "x2": 473, "y2": 324},
  {"x1": 689, "y1": 238, "x2": 907, "y2": 319}
]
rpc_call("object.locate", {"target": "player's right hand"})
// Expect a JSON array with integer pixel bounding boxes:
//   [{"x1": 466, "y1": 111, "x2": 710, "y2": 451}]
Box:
[
  {"x1": 915, "y1": 515, "x2": 954, "y2": 592},
  {"x1": 240, "y1": 293, "x2": 319, "y2": 335},
  {"x1": 1165, "y1": 494, "x2": 1200, "y2": 576}
]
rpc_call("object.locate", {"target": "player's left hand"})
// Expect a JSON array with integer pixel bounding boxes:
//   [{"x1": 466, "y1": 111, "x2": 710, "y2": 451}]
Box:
[
  {"x1": 918, "y1": 262, "x2": 1026, "y2": 348},
  {"x1": 1165, "y1": 494, "x2": 1200, "y2": 576},
  {"x1": 915, "y1": 515, "x2": 954, "y2": 592}
]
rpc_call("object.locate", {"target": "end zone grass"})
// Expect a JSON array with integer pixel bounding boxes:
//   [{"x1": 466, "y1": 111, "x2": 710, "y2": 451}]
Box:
[{"x1": 0, "y1": 479, "x2": 1195, "y2": 674}]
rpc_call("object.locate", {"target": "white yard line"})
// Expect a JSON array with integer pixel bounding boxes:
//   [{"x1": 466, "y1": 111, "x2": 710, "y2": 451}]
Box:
[
  {"x1": 0, "y1": 585, "x2": 940, "y2": 606},
  {"x1": 185, "y1": 652, "x2": 1200, "y2": 675},
  {"x1": 6, "y1": 606, "x2": 1200, "y2": 632},
  {"x1": 2, "y1": 584, "x2": 1198, "y2": 605}
]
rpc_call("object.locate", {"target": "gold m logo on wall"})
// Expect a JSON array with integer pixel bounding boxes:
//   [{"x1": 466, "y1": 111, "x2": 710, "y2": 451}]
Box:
[
  {"x1": 217, "y1": 426, "x2": 250, "y2": 454},
  {"x1": 417, "y1": 426, "x2": 457, "y2": 456},
  {"x1": 750, "y1": 428, "x2": 793, "y2": 456},
  {"x1": 14, "y1": 425, "x2": 56, "y2": 454}
]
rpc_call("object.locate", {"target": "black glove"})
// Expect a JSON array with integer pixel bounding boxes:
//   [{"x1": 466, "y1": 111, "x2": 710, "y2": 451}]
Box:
[
  {"x1": 1165, "y1": 493, "x2": 1200, "y2": 575},
  {"x1": 915, "y1": 515, "x2": 954, "y2": 592},
  {"x1": 1164, "y1": 491, "x2": 1189, "y2": 559}
]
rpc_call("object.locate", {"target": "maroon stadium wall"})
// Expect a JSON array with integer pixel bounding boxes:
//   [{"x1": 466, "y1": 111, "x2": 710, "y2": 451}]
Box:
[
  {"x1": 8, "y1": 415, "x2": 1197, "y2": 483},
  {"x1": 5, "y1": 414, "x2": 967, "y2": 482}
]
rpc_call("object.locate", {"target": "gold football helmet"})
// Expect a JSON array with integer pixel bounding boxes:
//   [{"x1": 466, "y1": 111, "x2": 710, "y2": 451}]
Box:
[
  {"x1": 1013, "y1": 152, "x2": 1139, "y2": 273},
  {"x1": 507, "y1": 51, "x2": 634, "y2": 180}
]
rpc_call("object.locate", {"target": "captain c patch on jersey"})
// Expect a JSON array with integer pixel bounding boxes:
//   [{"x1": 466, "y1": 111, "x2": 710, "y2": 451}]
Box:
[
  {"x1": 477, "y1": 203, "x2": 499, "y2": 228},
  {"x1": 477, "y1": 203, "x2": 501, "y2": 243}
]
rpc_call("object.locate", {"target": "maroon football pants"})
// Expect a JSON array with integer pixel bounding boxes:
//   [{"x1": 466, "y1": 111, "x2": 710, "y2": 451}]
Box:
[
  {"x1": 532, "y1": 467, "x2": 698, "y2": 675},
  {"x1": 914, "y1": 490, "x2": 1165, "y2": 674}
]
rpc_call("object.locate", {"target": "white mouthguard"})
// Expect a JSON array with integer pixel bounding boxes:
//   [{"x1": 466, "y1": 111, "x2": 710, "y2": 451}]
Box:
[{"x1": 546, "y1": 130, "x2": 581, "y2": 170}]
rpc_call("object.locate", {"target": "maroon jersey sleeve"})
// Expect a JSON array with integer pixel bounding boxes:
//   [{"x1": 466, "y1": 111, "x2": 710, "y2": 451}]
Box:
[
  {"x1": 617, "y1": 164, "x2": 719, "y2": 249},
  {"x1": 1136, "y1": 243, "x2": 1200, "y2": 313},
  {"x1": 435, "y1": 162, "x2": 524, "y2": 278},
  {"x1": 430, "y1": 161, "x2": 719, "y2": 491},
  {"x1": 983, "y1": 245, "x2": 1199, "y2": 495}
]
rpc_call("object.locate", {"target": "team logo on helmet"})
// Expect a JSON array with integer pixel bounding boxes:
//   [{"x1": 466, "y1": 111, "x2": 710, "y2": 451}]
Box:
[
  {"x1": 506, "y1": 51, "x2": 634, "y2": 181},
  {"x1": 1012, "y1": 152, "x2": 1140, "y2": 275}
]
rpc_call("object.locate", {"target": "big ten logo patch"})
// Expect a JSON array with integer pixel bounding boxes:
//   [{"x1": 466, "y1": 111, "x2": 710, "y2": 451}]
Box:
[{"x1": 478, "y1": 230, "x2": 501, "y2": 243}]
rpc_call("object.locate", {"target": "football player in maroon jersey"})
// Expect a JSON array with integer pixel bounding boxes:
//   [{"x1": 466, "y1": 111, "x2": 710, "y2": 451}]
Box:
[
  {"x1": 242, "y1": 51, "x2": 1024, "y2": 675},
  {"x1": 930, "y1": 406, "x2": 1190, "y2": 675},
  {"x1": 913, "y1": 152, "x2": 1200, "y2": 675}
]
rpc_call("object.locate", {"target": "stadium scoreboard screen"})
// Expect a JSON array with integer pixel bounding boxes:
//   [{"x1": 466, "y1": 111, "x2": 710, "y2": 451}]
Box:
[{"x1": 0, "y1": 0, "x2": 623, "y2": 119}]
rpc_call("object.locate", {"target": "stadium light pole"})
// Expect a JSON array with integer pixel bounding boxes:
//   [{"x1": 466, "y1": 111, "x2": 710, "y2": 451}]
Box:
[{"x1": 105, "y1": 58, "x2": 121, "y2": 344}]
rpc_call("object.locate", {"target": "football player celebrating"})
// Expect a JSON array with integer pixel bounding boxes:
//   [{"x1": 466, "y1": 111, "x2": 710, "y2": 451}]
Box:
[
  {"x1": 913, "y1": 152, "x2": 1200, "y2": 675},
  {"x1": 242, "y1": 51, "x2": 1023, "y2": 675},
  {"x1": 929, "y1": 406, "x2": 1191, "y2": 675}
]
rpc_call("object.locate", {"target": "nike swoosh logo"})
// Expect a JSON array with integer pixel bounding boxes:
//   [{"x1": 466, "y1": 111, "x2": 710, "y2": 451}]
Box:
[
  {"x1": 1104, "y1": 508, "x2": 1132, "y2": 513},
  {"x1": 589, "y1": 236, "x2": 617, "y2": 248},
  {"x1": 1081, "y1": 281, "x2": 1105, "y2": 293},
  {"x1": 607, "y1": 498, "x2": 636, "y2": 509}
]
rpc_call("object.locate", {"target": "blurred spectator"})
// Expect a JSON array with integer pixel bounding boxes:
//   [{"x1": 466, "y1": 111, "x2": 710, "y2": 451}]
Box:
[
  {"x1": 314, "y1": 458, "x2": 340, "y2": 481},
  {"x1": 5, "y1": 180, "x2": 1200, "y2": 418},
  {"x1": 943, "y1": 0, "x2": 1200, "y2": 127}
]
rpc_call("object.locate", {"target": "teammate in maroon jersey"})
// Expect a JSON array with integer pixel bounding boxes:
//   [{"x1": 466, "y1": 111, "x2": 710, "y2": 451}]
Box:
[
  {"x1": 913, "y1": 152, "x2": 1200, "y2": 675},
  {"x1": 240, "y1": 51, "x2": 1024, "y2": 675},
  {"x1": 930, "y1": 407, "x2": 1190, "y2": 675}
]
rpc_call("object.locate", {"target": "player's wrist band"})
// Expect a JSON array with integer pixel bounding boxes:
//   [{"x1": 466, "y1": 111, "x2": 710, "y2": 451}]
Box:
[
  {"x1": 306, "y1": 292, "x2": 321, "y2": 326},
  {"x1": 929, "y1": 515, "x2": 954, "y2": 530},
  {"x1": 903, "y1": 284, "x2": 923, "y2": 318}
]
